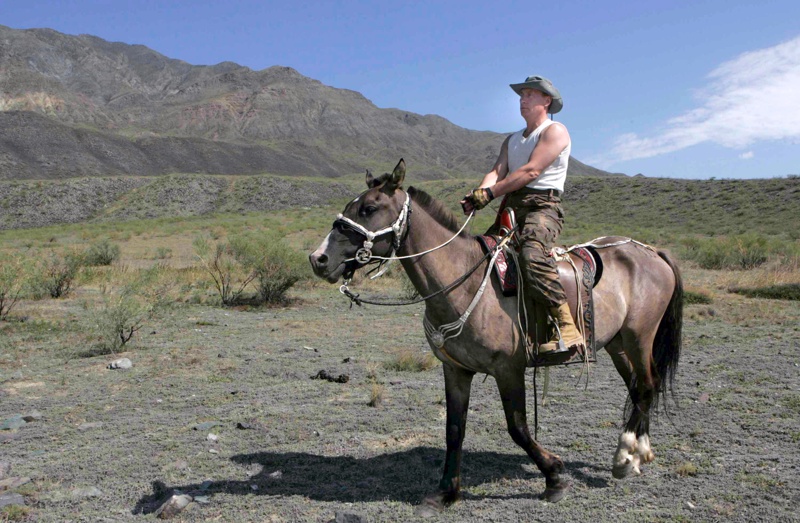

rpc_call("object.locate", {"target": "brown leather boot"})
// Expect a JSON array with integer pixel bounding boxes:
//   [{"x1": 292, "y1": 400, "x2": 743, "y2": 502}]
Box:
[{"x1": 539, "y1": 303, "x2": 585, "y2": 354}]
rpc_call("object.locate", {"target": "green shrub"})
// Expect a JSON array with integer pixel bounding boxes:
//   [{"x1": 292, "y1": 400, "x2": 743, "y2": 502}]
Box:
[
  {"x1": 684, "y1": 290, "x2": 713, "y2": 304},
  {"x1": 193, "y1": 236, "x2": 254, "y2": 306},
  {"x1": 675, "y1": 461, "x2": 698, "y2": 477},
  {"x1": 680, "y1": 234, "x2": 773, "y2": 270},
  {"x1": 30, "y1": 250, "x2": 83, "y2": 298},
  {"x1": 89, "y1": 264, "x2": 175, "y2": 355},
  {"x1": 228, "y1": 231, "x2": 309, "y2": 305},
  {"x1": 154, "y1": 247, "x2": 172, "y2": 259},
  {"x1": 1, "y1": 504, "x2": 30, "y2": 521},
  {"x1": 730, "y1": 283, "x2": 800, "y2": 301},
  {"x1": 83, "y1": 238, "x2": 121, "y2": 266},
  {"x1": 0, "y1": 253, "x2": 26, "y2": 320},
  {"x1": 398, "y1": 271, "x2": 420, "y2": 301}
]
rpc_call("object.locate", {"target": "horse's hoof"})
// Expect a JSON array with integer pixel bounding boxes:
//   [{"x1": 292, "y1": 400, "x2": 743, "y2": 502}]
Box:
[
  {"x1": 541, "y1": 481, "x2": 571, "y2": 503},
  {"x1": 414, "y1": 504, "x2": 441, "y2": 518},
  {"x1": 415, "y1": 492, "x2": 454, "y2": 517},
  {"x1": 612, "y1": 461, "x2": 641, "y2": 479},
  {"x1": 612, "y1": 465, "x2": 629, "y2": 479}
]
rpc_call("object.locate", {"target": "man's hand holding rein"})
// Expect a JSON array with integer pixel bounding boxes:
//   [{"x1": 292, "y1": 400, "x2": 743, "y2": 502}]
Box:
[{"x1": 461, "y1": 187, "x2": 494, "y2": 214}]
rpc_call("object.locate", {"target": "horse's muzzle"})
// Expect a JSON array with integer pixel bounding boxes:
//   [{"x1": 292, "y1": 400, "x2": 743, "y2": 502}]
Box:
[
  {"x1": 308, "y1": 251, "x2": 329, "y2": 278},
  {"x1": 309, "y1": 251, "x2": 347, "y2": 283}
]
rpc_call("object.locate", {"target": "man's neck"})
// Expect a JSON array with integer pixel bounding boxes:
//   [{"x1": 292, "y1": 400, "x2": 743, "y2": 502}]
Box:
[{"x1": 522, "y1": 113, "x2": 549, "y2": 137}]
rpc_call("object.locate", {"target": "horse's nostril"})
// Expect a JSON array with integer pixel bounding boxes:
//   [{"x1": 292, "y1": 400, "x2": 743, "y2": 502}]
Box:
[{"x1": 310, "y1": 252, "x2": 328, "y2": 268}]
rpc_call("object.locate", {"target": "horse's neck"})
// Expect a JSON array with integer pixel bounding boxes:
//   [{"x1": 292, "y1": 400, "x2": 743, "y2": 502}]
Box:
[{"x1": 397, "y1": 205, "x2": 483, "y2": 315}]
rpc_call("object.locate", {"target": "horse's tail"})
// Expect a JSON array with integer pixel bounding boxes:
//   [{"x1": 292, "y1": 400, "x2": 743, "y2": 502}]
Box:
[{"x1": 651, "y1": 250, "x2": 683, "y2": 413}]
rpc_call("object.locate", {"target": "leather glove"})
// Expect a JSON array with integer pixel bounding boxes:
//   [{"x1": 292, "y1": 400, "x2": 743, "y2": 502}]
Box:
[{"x1": 465, "y1": 187, "x2": 494, "y2": 211}]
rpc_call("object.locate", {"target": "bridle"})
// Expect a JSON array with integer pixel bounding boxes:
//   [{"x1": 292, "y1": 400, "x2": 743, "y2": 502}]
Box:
[
  {"x1": 329, "y1": 188, "x2": 499, "y2": 313},
  {"x1": 333, "y1": 192, "x2": 412, "y2": 265},
  {"x1": 332, "y1": 189, "x2": 476, "y2": 289}
]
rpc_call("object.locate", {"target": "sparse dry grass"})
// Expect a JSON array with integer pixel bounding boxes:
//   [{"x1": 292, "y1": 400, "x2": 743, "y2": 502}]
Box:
[
  {"x1": 675, "y1": 462, "x2": 698, "y2": 477},
  {"x1": 368, "y1": 382, "x2": 385, "y2": 407},
  {"x1": 383, "y1": 348, "x2": 439, "y2": 372}
]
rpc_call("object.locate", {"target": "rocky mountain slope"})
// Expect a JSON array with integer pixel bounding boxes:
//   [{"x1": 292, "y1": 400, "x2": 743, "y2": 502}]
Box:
[{"x1": 0, "y1": 25, "x2": 619, "y2": 180}]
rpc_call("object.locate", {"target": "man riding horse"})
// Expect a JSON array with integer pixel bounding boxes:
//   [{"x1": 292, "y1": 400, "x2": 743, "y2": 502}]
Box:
[{"x1": 461, "y1": 75, "x2": 584, "y2": 356}]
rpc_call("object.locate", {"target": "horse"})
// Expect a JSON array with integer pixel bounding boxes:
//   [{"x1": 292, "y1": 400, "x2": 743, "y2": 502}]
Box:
[{"x1": 309, "y1": 159, "x2": 683, "y2": 516}]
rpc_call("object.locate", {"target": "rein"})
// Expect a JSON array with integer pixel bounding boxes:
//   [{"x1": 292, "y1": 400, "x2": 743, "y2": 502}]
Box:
[
  {"x1": 336, "y1": 190, "x2": 493, "y2": 307},
  {"x1": 338, "y1": 217, "x2": 517, "y2": 309},
  {"x1": 339, "y1": 245, "x2": 494, "y2": 307}
]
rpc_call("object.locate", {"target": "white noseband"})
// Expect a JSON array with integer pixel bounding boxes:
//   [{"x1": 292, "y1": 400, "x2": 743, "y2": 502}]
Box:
[{"x1": 334, "y1": 193, "x2": 411, "y2": 264}]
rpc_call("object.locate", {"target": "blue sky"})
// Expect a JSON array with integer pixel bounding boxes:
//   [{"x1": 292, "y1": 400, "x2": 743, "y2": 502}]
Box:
[{"x1": 3, "y1": 0, "x2": 800, "y2": 179}]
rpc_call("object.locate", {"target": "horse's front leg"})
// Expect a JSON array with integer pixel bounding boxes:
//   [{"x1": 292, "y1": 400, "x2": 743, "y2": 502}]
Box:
[
  {"x1": 416, "y1": 363, "x2": 474, "y2": 517},
  {"x1": 497, "y1": 371, "x2": 571, "y2": 502}
]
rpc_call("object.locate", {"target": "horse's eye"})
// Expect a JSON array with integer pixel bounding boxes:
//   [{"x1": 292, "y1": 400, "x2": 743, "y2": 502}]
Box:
[{"x1": 360, "y1": 206, "x2": 378, "y2": 217}]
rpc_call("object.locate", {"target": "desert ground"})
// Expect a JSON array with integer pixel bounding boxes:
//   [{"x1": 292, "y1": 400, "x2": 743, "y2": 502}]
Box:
[{"x1": 1, "y1": 260, "x2": 799, "y2": 522}]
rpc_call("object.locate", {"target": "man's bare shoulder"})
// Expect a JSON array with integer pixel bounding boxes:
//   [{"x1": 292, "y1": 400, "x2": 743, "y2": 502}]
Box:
[{"x1": 543, "y1": 121, "x2": 570, "y2": 142}]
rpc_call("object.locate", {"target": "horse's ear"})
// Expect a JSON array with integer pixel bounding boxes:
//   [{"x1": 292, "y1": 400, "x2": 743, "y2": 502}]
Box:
[
  {"x1": 386, "y1": 159, "x2": 405, "y2": 190},
  {"x1": 365, "y1": 169, "x2": 377, "y2": 188}
]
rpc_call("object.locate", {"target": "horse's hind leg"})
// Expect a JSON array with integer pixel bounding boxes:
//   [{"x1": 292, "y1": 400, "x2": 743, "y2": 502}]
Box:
[
  {"x1": 608, "y1": 332, "x2": 658, "y2": 479},
  {"x1": 496, "y1": 371, "x2": 570, "y2": 502},
  {"x1": 416, "y1": 364, "x2": 474, "y2": 517}
]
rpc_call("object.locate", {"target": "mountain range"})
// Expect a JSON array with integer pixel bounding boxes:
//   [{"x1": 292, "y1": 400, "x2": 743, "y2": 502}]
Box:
[{"x1": 0, "y1": 25, "x2": 619, "y2": 181}]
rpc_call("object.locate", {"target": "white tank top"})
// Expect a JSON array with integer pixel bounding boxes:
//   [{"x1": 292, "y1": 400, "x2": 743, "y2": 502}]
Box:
[{"x1": 507, "y1": 119, "x2": 570, "y2": 192}]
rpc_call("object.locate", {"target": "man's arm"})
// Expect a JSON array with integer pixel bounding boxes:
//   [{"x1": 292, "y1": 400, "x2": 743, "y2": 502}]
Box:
[
  {"x1": 479, "y1": 135, "x2": 511, "y2": 188},
  {"x1": 461, "y1": 136, "x2": 510, "y2": 213}
]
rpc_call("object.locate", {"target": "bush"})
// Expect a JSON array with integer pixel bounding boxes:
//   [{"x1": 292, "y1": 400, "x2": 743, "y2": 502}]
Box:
[
  {"x1": 684, "y1": 290, "x2": 713, "y2": 304},
  {"x1": 83, "y1": 238, "x2": 120, "y2": 266},
  {"x1": 30, "y1": 250, "x2": 83, "y2": 298},
  {"x1": 193, "y1": 236, "x2": 254, "y2": 306},
  {"x1": 228, "y1": 232, "x2": 309, "y2": 305},
  {"x1": 0, "y1": 253, "x2": 26, "y2": 320},
  {"x1": 89, "y1": 264, "x2": 175, "y2": 354},
  {"x1": 398, "y1": 271, "x2": 420, "y2": 301},
  {"x1": 730, "y1": 283, "x2": 800, "y2": 301},
  {"x1": 680, "y1": 234, "x2": 773, "y2": 270}
]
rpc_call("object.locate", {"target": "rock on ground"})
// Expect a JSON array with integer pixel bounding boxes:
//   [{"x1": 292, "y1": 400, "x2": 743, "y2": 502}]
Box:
[
  {"x1": 154, "y1": 493, "x2": 193, "y2": 519},
  {"x1": 0, "y1": 492, "x2": 26, "y2": 509}
]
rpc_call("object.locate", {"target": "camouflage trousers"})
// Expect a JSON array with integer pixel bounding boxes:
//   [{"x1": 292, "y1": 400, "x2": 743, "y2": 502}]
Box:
[{"x1": 505, "y1": 188, "x2": 567, "y2": 308}]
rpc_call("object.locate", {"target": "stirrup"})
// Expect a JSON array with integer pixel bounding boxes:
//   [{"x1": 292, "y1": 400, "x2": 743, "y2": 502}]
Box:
[
  {"x1": 539, "y1": 340, "x2": 569, "y2": 355},
  {"x1": 538, "y1": 321, "x2": 570, "y2": 355}
]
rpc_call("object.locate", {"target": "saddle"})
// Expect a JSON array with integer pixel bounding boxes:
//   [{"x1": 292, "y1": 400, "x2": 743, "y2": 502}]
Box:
[{"x1": 477, "y1": 210, "x2": 599, "y2": 368}]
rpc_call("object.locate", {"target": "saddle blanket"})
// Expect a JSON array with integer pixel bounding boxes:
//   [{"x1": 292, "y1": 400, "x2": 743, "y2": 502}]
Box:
[{"x1": 475, "y1": 235, "x2": 518, "y2": 296}]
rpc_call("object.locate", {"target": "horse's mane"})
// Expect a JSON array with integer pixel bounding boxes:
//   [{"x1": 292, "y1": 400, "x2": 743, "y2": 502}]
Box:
[{"x1": 407, "y1": 186, "x2": 468, "y2": 236}]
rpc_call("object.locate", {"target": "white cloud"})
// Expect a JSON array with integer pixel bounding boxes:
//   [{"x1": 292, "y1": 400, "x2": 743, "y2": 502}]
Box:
[
  {"x1": 739, "y1": 151, "x2": 754, "y2": 159},
  {"x1": 597, "y1": 36, "x2": 800, "y2": 165}
]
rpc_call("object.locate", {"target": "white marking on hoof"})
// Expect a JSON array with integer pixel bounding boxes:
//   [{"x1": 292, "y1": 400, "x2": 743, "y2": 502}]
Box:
[
  {"x1": 637, "y1": 434, "x2": 655, "y2": 464},
  {"x1": 612, "y1": 431, "x2": 639, "y2": 478},
  {"x1": 631, "y1": 453, "x2": 642, "y2": 475},
  {"x1": 613, "y1": 431, "x2": 637, "y2": 468}
]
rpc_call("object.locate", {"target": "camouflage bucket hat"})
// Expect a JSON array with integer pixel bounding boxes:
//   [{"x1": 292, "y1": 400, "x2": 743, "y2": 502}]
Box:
[{"x1": 509, "y1": 75, "x2": 563, "y2": 114}]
